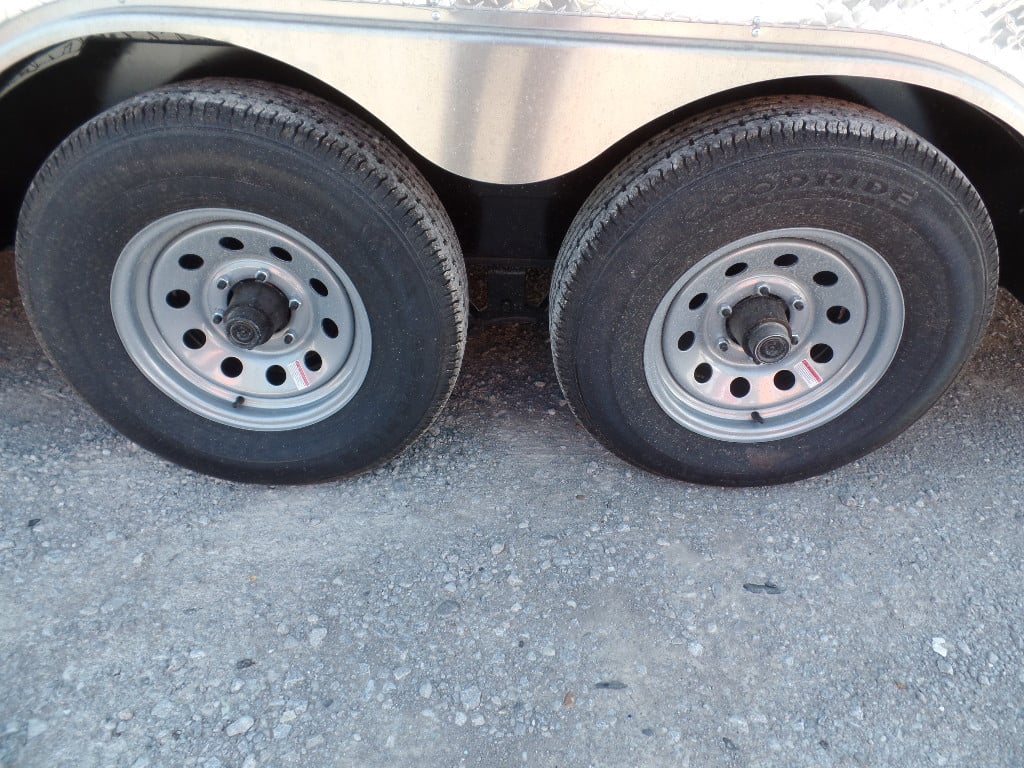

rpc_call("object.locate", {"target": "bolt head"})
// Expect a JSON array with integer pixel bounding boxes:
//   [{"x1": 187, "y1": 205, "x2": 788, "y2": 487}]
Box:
[
  {"x1": 757, "y1": 284, "x2": 771, "y2": 297},
  {"x1": 283, "y1": 332, "x2": 295, "y2": 345},
  {"x1": 288, "y1": 299, "x2": 301, "y2": 311},
  {"x1": 717, "y1": 338, "x2": 729, "y2": 352},
  {"x1": 255, "y1": 270, "x2": 269, "y2": 283},
  {"x1": 212, "y1": 311, "x2": 224, "y2": 325},
  {"x1": 719, "y1": 304, "x2": 732, "y2": 318},
  {"x1": 792, "y1": 297, "x2": 805, "y2": 311},
  {"x1": 216, "y1": 278, "x2": 230, "y2": 290}
]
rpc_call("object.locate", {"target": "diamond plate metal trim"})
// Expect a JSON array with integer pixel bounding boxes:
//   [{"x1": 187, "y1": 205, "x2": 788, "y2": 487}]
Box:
[{"x1": 360, "y1": 0, "x2": 1024, "y2": 80}]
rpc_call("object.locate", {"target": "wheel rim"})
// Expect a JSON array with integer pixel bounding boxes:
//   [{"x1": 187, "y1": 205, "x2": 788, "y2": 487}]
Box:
[
  {"x1": 643, "y1": 227, "x2": 904, "y2": 442},
  {"x1": 111, "y1": 208, "x2": 372, "y2": 431}
]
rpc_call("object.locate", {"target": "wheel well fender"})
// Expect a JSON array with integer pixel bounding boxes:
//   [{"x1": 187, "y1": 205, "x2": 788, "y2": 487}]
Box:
[
  {"x1": 3, "y1": 40, "x2": 1023, "y2": 295},
  {"x1": 0, "y1": 36, "x2": 397, "y2": 246},
  {"x1": 563, "y1": 76, "x2": 1024, "y2": 297}
]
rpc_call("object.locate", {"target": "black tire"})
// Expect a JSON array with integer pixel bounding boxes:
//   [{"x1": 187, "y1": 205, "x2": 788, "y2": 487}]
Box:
[
  {"x1": 17, "y1": 80, "x2": 467, "y2": 483},
  {"x1": 551, "y1": 96, "x2": 997, "y2": 486}
]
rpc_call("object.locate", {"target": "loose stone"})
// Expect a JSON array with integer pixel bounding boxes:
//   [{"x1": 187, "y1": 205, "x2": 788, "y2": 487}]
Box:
[
  {"x1": 309, "y1": 628, "x2": 328, "y2": 648},
  {"x1": 461, "y1": 686, "x2": 482, "y2": 710},
  {"x1": 224, "y1": 716, "x2": 255, "y2": 737}
]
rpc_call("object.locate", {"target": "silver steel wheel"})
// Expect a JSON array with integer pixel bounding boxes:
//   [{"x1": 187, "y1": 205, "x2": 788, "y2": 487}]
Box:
[
  {"x1": 644, "y1": 227, "x2": 904, "y2": 442},
  {"x1": 110, "y1": 208, "x2": 372, "y2": 431}
]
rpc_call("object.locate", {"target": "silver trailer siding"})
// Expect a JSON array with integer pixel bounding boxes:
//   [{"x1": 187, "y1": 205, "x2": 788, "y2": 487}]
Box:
[{"x1": 2, "y1": 1, "x2": 1024, "y2": 183}]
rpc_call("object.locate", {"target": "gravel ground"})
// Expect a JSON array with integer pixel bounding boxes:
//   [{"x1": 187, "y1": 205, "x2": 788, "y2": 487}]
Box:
[{"x1": 1, "y1": 248, "x2": 1023, "y2": 767}]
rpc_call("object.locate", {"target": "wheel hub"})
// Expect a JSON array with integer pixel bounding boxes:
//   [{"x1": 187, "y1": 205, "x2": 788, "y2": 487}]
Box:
[
  {"x1": 643, "y1": 227, "x2": 904, "y2": 442},
  {"x1": 223, "y1": 279, "x2": 291, "y2": 349},
  {"x1": 110, "y1": 208, "x2": 373, "y2": 431},
  {"x1": 727, "y1": 294, "x2": 792, "y2": 364}
]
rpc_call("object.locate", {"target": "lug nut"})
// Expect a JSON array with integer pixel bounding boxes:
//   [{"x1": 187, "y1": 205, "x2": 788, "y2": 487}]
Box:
[
  {"x1": 288, "y1": 299, "x2": 301, "y2": 311},
  {"x1": 216, "y1": 277, "x2": 230, "y2": 290},
  {"x1": 255, "y1": 270, "x2": 269, "y2": 283},
  {"x1": 717, "y1": 337, "x2": 729, "y2": 352},
  {"x1": 792, "y1": 297, "x2": 805, "y2": 311},
  {"x1": 283, "y1": 331, "x2": 295, "y2": 345},
  {"x1": 212, "y1": 311, "x2": 224, "y2": 325},
  {"x1": 790, "y1": 334, "x2": 800, "y2": 345},
  {"x1": 719, "y1": 304, "x2": 732, "y2": 318},
  {"x1": 757, "y1": 284, "x2": 771, "y2": 297}
]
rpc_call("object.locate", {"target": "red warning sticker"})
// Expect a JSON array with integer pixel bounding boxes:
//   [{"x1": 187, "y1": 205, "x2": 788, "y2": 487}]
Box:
[
  {"x1": 796, "y1": 358, "x2": 823, "y2": 388},
  {"x1": 288, "y1": 360, "x2": 311, "y2": 390}
]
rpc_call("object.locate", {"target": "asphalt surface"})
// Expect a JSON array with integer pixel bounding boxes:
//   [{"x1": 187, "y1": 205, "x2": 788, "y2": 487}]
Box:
[{"x1": 1, "y1": 248, "x2": 1023, "y2": 767}]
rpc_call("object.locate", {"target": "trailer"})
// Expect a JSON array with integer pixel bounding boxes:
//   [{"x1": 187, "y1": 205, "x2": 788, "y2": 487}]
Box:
[{"x1": 2, "y1": 0, "x2": 1022, "y2": 484}]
